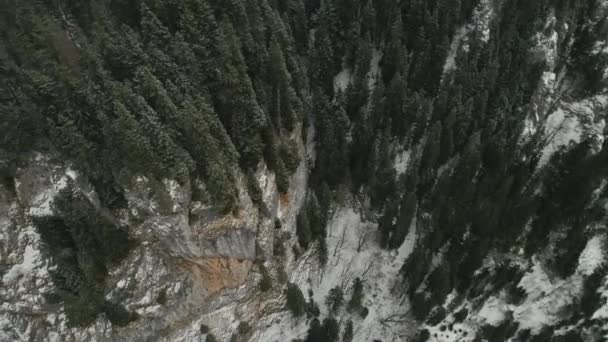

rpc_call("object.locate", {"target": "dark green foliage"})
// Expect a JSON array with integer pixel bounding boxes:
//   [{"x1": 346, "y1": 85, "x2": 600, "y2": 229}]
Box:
[
  {"x1": 156, "y1": 288, "x2": 168, "y2": 305},
  {"x1": 286, "y1": 283, "x2": 306, "y2": 317},
  {"x1": 304, "y1": 319, "x2": 323, "y2": 342},
  {"x1": 453, "y1": 308, "x2": 468, "y2": 323},
  {"x1": 428, "y1": 262, "x2": 452, "y2": 305},
  {"x1": 411, "y1": 329, "x2": 430, "y2": 342},
  {"x1": 0, "y1": 0, "x2": 304, "y2": 214},
  {"x1": 342, "y1": 320, "x2": 354, "y2": 342},
  {"x1": 318, "y1": 238, "x2": 329, "y2": 266},
  {"x1": 426, "y1": 307, "x2": 447, "y2": 326},
  {"x1": 102, "y1": 302, "x2": 139, "y2": 327},
  {"x1": 259, "y1": 264, "x2": 273, "y2": 292},
  {"x1": 313, "y1": 93, "x2": 350, "y2": 188},
  {"x1": 237, "y1": 321, "x2": 251, "y2": 335},
  {"x1": 274, "y1": 231, "x2": 290, "y2": 257},
  {"x1": 206, "y1": 334, "x2": 218, "y2": 342},
  {"x1": 552, "y1": 331, "x2": 583, "y2": 342},
  {"x1": 296, "y1": 192, "x2": 330, "y2": 261},
  {"x1": 401, "y1": 246, "x2": 431, "y2": 298},
  {"x1": 246, "y1": 170, "x2": 263, "y2": 206},
  {"x1": 479, "y1": 320, "x2": 519, "y2": 342},
  {"x1": 304, "y1": 317, "x2": 340, "y2": 342},
  {"x1": 411, "y1": 292, "x2": 431, "y2": 321},
  {"x1": 321, "y1": 318, "x2": 340, "y2": 342},
  {"x1": 325, "y1": 286, "x2": 344, "y2": 312},
  {"x1": 348, "y1": 277, "x2": 364, "y2": 312},
  {"x1": 296, "y1": 209, "x2": 313, "y2": 249},
  {"x1": 200, "y1": 324, "x2": 209, "y2": 334},
  {"x1": 360, "y1": 306, "x2": 369, "y2": 318},
  {"x1": 307, "y1": 296, "x2": 321, "y2": 318}
]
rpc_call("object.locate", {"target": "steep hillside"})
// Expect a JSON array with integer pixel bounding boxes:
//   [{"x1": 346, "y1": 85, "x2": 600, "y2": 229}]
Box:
[{"x1": 1, "y1": 0, "x2": 608, "y2": 341}]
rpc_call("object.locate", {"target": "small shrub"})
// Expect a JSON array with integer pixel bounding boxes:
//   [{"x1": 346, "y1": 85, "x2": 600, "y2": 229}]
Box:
[
  {"x1": 258, "y1": 265, "x2": 272, "y2": 292},
  {"x1": 102, "y1": 302, "x2": 138, "y2": 327},
  {"x1": 238, "y1": 321, "x2": 251, "y2": 335},
  {"x1": 426, "y1": 306, "x2": 446, "y2": 326},
  {"x1": 453, "y1": 308, "x2": 468, "y2": 323},
  {"x1": 156, "y1": 288, "x2": 168, "y2": 305}
]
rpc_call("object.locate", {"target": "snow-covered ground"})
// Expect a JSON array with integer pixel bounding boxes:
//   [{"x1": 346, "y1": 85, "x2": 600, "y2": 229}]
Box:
[
  {"x1": 394, "y1": 150, "x2": 411, "y2": 176},
  {"x1": 426, "y1": 234, "x2": 607, "y2": 342},
  {"x1": 334, "y1": 68, "x2": 352, "y2": 92},
  {"x1": 253, "y1": 205, "x2": 417, "y2": 342},
  {"x1": 538, "y1": 94, "x2": 607, "y2": 167}
]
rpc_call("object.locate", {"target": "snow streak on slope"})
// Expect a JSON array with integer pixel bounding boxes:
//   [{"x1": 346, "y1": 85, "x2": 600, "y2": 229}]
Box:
[
  {"x1": 254, "y1": 206, "x2": 417, "y2": 342},
  {"x1": 443, "y1": 27, "x2": 466, "y2": 75}
]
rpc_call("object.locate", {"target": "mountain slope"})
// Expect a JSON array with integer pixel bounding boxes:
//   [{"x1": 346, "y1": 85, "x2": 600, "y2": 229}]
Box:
[{"x1": 1, "y1": 0, "x2": 608, "y2": 341}]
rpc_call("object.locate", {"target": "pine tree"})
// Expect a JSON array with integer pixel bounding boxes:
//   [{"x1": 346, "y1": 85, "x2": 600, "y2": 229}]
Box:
[
  {"x1": 258, "y1": 264, "x2": 273, "y2": 292},
  {"x1": 296, "y1": 210, "x2": 312, "y2": 249},
  {"x1": 325, "y1": 286, "x2": 344, "y2": 312},
  {"x1": 140, "y1": 4, "x2": 172, "y2": 48},
  {"x1": 420, "y1": 122, "x2": 442, "y2": 171},
  {"x1": 342, "y1": 320, "x2": 354, "y2": 342},
  {"x1": 109, "y1": 100, "x2": 157, "y2": 175},
  {"x1": 428, "y1": 261, "x2": 452, "y2": 304},
  {"x1": 382, "y1": 13, "x2": 409, "y2": 83},
  {"x1": 348, "y1": 278, "x2": 364, "y2": 312},
  {"x1": 267, "y1": 37, "x2": 298, "y2": 131},
  {"x1": 216, "y1": 18, "x2": 266, "y2": 167},
  {"x1": 286, "y1": 283, "x2": 306, "y2": 317},
  {"x1": 321, "y1": 317, "x2": 339, "y2": 342}
]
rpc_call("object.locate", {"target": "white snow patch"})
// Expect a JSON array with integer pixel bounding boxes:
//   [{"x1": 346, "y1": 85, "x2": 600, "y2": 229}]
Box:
[
  {"x1": 3, "y1": 244, "x2": 42, "y2": 286},
  {"x1": 515, "y1": 259, "x2": 571, "y2": 334},
  {"x1": 65, "y1": 167, "x2": 78, "y2": 180},
  {"x1": 334, "y1": 68, "x2": 352, "y2": 92},
  {"x1": 27, "y1": 177, "x2": 67, "y2": 217},
  {"x1": 257, "y1": 206, "x2": 417, "y2": 341},
  {"x1": 578, "y1": 235, "x2": 605, "y2": 276},
  {"x1": 394, "y1": 150, "x2": 411, "y2": 176},
  {"x1": 478, "y1": 296, "x2": 509, "y2": 327}
]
